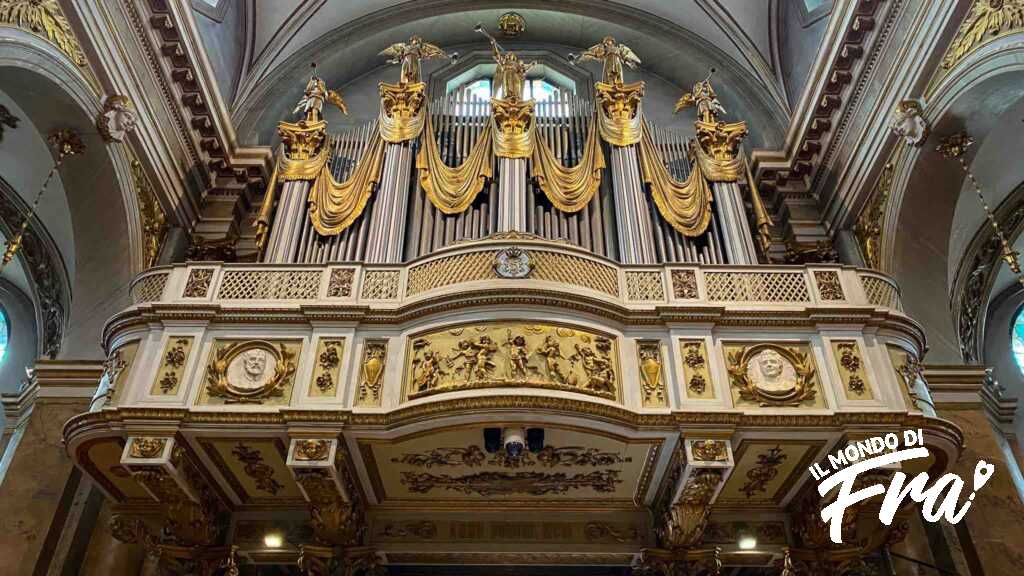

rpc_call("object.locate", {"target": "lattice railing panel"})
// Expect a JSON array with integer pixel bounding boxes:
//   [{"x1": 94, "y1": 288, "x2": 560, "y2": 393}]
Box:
[
  {"x1": 530, "y1": 252, "x2": 619, "y2": 296},
  {"x1": 704, "y1": 271, "x2": 811, "y2": 303},
  {"x1": 131, "y1": 273, "x2": 168, "y2": 304},
  {"x1": 860, "y1": 275, "x2": 902, "y2": 310},
  {"x1": 361, "y1": 270, "x2": 401, "y2": 299},
  {"x1": 217, "y1": 270, "x2": 322, "y2": 300},
  {"x1": 625, "y1": 271, "x2": 666, "y2": 301},
  {"x1": 407, "y1": 251, "x2": 498, "y2": 296}
]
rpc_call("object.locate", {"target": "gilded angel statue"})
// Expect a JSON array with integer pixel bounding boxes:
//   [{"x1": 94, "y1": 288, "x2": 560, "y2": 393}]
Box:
[
  {"x1": 674, "y1": 68, "x2": 726, "y2": 122},
  {"x1": 570, "y1": 36, "x2": 641, "y2": 85},
  {"x1": 379, "y1": 35, "x2": 452, "y2": 84},
  {"x1": 293, "y1": 72, "x2": 348, "y2": 122},
  {"x1": 476, "y1": 24, "x2": 535, "y2": 100}
]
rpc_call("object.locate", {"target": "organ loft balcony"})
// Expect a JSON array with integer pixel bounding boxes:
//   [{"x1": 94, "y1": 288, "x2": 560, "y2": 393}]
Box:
[{"x1": 58, "y1": 33, "x2": 965, "y2": 575}]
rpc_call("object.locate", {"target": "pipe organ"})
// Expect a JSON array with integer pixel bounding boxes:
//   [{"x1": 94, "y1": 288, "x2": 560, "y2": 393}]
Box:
[{"x1": 256, "y1": 40, "x2": 771, "y2": 268}]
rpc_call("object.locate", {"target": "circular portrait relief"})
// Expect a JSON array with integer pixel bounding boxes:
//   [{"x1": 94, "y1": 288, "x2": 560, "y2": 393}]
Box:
[
  {"x1": 745, "y1": 348, "x2": 798, "y2": 396},
  {"x1": 227, "y1": 348, "x2": 274, "y2": 392}
]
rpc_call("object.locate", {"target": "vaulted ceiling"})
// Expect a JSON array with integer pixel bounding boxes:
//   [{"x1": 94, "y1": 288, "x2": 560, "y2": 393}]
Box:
[{"x1": 191, "y1": 0, "x2": 831, "y2": 149}]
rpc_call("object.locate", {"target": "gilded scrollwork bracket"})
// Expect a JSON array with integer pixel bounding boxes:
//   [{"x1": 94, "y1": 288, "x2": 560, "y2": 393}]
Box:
[
  {"x1": 120, "y1": 437, "x2": 227, "y2": 548},
  {"x1": 288, "y1": 438, "x2": 367, "y2": 549}
]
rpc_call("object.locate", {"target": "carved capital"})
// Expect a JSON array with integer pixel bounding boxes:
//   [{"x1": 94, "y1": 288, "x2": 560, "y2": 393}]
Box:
[
  {"x1": 694, "y1": 119, "x2": 748, "y2": 161},
  {"x1": 278, "y1": 120, "x2": 327, "y2": 160}
]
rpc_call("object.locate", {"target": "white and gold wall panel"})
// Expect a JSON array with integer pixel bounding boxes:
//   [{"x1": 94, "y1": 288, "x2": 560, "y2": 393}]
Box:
[{"x1": 194, "y1": 339, "x2": 304, "y2": 407}]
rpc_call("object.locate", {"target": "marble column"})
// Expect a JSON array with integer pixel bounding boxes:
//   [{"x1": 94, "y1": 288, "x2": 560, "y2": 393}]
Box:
[
  {"x1": 610, "y1": 146, "x2": 656, "y2": 264},
  {"x1": 711, "y1": 181, "x2": 758, "y2": 265},
  {"x1": 925, "y1": 366, "x2": 1024, "y2": 575},
  {"x1": 497, "y1": 158, "x2": 528, "y2": 233},
  {"x1": 0, "y1": 361, "x2": 104, "y2": 576},
  {"x1": 365, "y1": 143, "x2": 412, "y2": 263},
  {"x1": 264, "y1": 180, "x2": 311, "y2": 263}
]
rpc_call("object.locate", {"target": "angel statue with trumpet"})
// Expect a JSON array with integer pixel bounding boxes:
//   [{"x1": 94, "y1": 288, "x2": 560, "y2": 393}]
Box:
[
  {"x1": 674, "y1": 68, "x2": 726, "y2": 123},
  {"x1": 379, "y1": 35, "x2": 454, "y2": 85},
  {"x1": 570, "y1": 36, "x2": 641, "y2": 86},
  {"x1": 475, "y1": 24, "x2": 535, "y2": 100},
  {"x1": 293, "y1": 65, "x2": 348, "y2": 123}
]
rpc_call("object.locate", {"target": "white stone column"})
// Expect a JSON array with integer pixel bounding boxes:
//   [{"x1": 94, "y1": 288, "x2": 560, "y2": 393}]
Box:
[
  {"x1": 712, "y1": 181, "x2": 758, "y2": 265},
  {"x1": 264, "y1": 180, "x2": 311, "y2": 263},
  {"x1": 610, "y1": 146, "x2": 657, "y2": 264},
  {"x1": 365, "y1": 143, "x2": 413, "y2": 263},
  {"x1": 497, "y1": 158, "x2": 528, "y2": 232}
]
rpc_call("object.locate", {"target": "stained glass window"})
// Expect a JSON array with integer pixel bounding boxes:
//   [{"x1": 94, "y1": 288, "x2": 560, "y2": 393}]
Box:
[
  {"x1": 1012, "y1": 309, "x2": 1024, "y2": 374},
  {"x1": 0, "y1": 306, "x2": 9, "y2": 363}
]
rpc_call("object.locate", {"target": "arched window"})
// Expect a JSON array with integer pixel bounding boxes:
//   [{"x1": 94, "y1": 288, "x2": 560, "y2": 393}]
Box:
[
  {"x1": 457, "y1": 77, "x2": 562, "y2": 102},
  {"x1": 0, "y1": 305, "x2": 9, "y2": 363},
  {"x1": 1011, "y1": 307, "x2": 1024, "y2": 374}
]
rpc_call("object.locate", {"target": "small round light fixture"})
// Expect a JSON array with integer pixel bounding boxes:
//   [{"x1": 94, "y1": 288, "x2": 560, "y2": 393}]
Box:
[
  {"x1": 737, "y1": 535, "x2": 757, "y2": 550},
  {"x1": 263, "y1": 533, "x2": 284, "y2": 548}
]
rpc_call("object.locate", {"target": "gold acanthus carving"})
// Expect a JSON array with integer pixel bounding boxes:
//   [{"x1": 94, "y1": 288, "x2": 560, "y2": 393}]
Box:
[
  {"x1": 680, "y1": 341, "x2": 712, "y2": 398},
  {"x1": 739, "y1": 445, "x2": 786, "y2": 498},
  {"x1": 400, "y1": 469, "x2": 621, "y2": 496},
  {"x1": 690, "y1": 440, "x2": 727, "y2": 462},
  {"x1": 391, "y1": 445, "x2": 631, "y2": 469},
  {"x1": 295, "y1": 439, "x2": 331, "y2": 462},
  {"x1": 406, "y1": 323, "x2": 619, "y2": 401},
  {"x1": 153, "y1": 337, "x2": 193, "y2": 396},
  {"x1": 129, "y1": 437, "x2": 167, "y2": 459},
  {"x1": 294, "y1": 469, "x2": 362, "y2": 547},
  {"x1": 129, "y1": 447, "x2": 226, "y2": 546},
  {"x1": 837, "y1": 341, "x2": 867, "y2": 397},
  {"x1": 727, "y1": 343, "x2": 818, "y2": 407},
  {"x1": 205, "y1": 340, "x2": 297, "y2": 403},
  {"x1": 491, "y1": 96, "x2": 536, "y2": 159},
  {"x1": 357, "y1": 340, "x2": 387, "y2": 406},
  {"x1": 378, "y1": 81, "x2": 427, "y2": 143},
  {"x1": 855, "y1": 161, "x2": 895, "y2": 270},
  {"x1": 671, "y1": 270, "x2": 699, "y2": 299},
  {"x1": 658, "y1": 469, "x2": 722, "y2": 549},
  {"x1": 0, "y1": 0, "x2": 86, "y2": 66},
  {"x1": 638, "y1": 341, "x2": 667, "y2": 408},
  {"x1": 231, "y1": 443, "x2": 283, "y2": 495},
  {"x1": 130, "y1": 159, "x2": 167, "y2": 269},
  {"x1": 942, "y1": 0, "x2": 1024, "y2": 70}
]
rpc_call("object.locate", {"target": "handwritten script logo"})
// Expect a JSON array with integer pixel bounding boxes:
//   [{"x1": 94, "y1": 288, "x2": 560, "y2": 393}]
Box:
[{"x1": 810, "y1": 429, "x2": 994, "y2": 544}]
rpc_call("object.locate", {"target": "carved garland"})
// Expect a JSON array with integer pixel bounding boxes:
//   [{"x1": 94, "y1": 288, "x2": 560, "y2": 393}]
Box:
[
  {"x1": 205, "y1": 340, "x2": 296, "y2": 402},
  {"x1": 726, "y1": 343, "x2": 817, "y2": 407}
]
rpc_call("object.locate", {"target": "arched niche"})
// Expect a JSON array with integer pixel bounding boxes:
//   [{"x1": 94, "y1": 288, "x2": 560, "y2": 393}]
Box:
[
  {"x1": 0, "y1": 29, "x2": 143, "y2": 359},
  {"x1": 884, "y1": 34, "x2": 1024, "y2": 364}
]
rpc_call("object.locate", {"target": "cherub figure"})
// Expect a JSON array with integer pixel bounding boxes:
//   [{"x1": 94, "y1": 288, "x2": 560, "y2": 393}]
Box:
[
  {"x1": 505, "y1": 332, "x2": 533, "y2": 381},
  {"x1": 536, "y1": 335, "x2": 566, "y2": 383},
  {"x1": 476, "y1": 24, "x2": 535, "y2": 100},
  {"x1": 379, "y1": 35, "x2": 452, "y2": 85},
  {"x1": 573, "y1": 340, "x2": 615, "y2": 393},
  {"x1": 571, "y1": 36, "x2": 641, "y2": 85},
  {"x1": 449, "y1": 335, "x2": 498, "y2": 381},
  {"x1": 293, "y1": 70, "x2": 348, "y2": 122},
  {"x1": 674, "y1": 69, "x2": 726, "y2": 122},
  {"x1": 412, "y1": 339, "x2": 445, "y2": 392}
]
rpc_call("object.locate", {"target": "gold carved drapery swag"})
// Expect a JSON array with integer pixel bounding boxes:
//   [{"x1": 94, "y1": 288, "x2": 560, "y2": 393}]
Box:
[
  {"x1": 531, "y1": 114, "x2": 606, "y2": 213},
  {"x1": 378, "y1": 81, "x2": 426, "y2": 143},
  {"x1": 264, "y1": 123, "x2": 388, "y2": 237},
  {"x1": 637, "y1": 121, "x2": 713, "y2": 237},
  {"x1": 595, "y1": 81, "x2": 645, "y2": 147},
  {"x1": 416, "y1": 111, "x2": 494, "y2": 214}
]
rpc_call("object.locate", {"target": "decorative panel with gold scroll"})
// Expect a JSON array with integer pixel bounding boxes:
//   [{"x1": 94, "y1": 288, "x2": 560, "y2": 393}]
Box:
[
  {"x1": 104, "y1": 341, "x2": 140, "y2": 405},
  {"x1": 679, "y1": 340, "x2": 714, "y2": 399},
  {"x1": 831, "y1": 340, "x2": 873, "y2": 400},
  {"x1": 150, "y1": 336, "x2": 194, "y2": 396},
  {"x1": 197, "y1": 438, "x2": 305, "y2": 505},
  {"x1": 715, "y1": 440, "x2": 824, "y2": 510},
  {"x1": 309, "y1": 338, "x2": 345, "y2": 398},
  {"x1": 723, "y1": 342, "x2": 826, "y2": 408},
  {"x1": 196, "y1": 339, "x2": 303, "y2": 406},
  {"x1": 403, "y1": 322, "x2": 620, "y2": 402},
  {"x1": 358, "y1": 427, "x2": 658, "y2": 508}
]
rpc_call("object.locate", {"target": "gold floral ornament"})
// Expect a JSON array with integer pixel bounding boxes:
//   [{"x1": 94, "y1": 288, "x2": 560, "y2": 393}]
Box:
[
  {"x1": 205, "y1": 340, "x2": 296, "y2": 403},
  {"x1": 573, "y1": 37, "x2": 644, "y2": 147},
  {"x1": 727, "y1": 344, "x2": 817, "y2": 407},
  {"x1": 378, "y1": 36, "x2": 451, "y2": 143},
  {"x1": 942, "y1": 0, "x2": 1024, "y2": 70},
  {"x1": 128, "y1": 437, "x2": 167, "y2": 459}
]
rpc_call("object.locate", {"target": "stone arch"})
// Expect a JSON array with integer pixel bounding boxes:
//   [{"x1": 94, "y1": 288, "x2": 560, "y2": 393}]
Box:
[
  {"x1": 0, "y1": 28, "x2": 143, "y2": 359},
  {"x1": 883, "y1": 34, "x2": 1024, "y2": 364}
]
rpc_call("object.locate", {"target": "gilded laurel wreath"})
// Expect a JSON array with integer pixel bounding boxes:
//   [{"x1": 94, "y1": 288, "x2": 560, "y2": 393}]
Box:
[
  {"x1": 727, "y1": 343, "x2": 816, "y2": 407},
  {"x1": 206, "y1": 340, "x2": 296, "y2": 402}
]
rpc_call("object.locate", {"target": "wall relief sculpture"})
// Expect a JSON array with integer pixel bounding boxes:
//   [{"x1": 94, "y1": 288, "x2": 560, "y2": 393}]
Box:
[
  {"x1": 405, "y1": 322, "x2": 620, "y2": 401},
  {"x1": 202, "y1": 340, "x2": 299, "y2": 405},
  {"x1": 726, "y1": 343, "x2": 821, "y2": 407}
]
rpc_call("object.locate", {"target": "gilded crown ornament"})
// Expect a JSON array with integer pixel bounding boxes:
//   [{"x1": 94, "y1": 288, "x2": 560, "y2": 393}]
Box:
[{"x1": 498, "y1": 12, "x2": 525, "y2": 38}]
